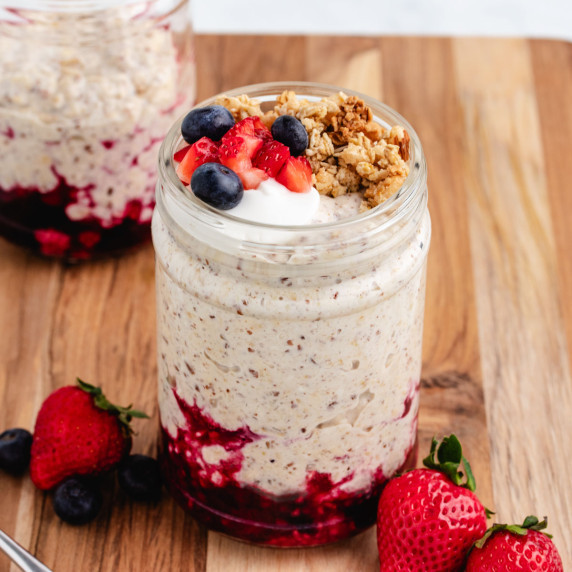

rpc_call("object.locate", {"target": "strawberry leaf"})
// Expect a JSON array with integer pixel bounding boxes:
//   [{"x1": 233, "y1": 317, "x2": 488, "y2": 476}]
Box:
[
  {"x1": 437, "y1": 434, "x2": 462, "y2": 464},
  {"x1": 473, "y1": 515, "x2": 552, "y2": 550},
  {"x1": 462, "y1": 455, "x2": 476, "y2": 491},
  {"x1": 474, "y1": 527, "x2": 496, "y2": 549},
  {"x1": 522, "y1": 515, "x2": 552, "y2": 537},
  {"x1": 422, "y1": 434, "x2": 477, "y2": 491},
  {"x1": 77, "y1": 378, "x2": 100, "y2": 394},
  {"x1": 76, "y1": 378, "x2": 149, "y2": 434},
  {"x1": 504, "y1": 524, "x2": 530, "y2": 536}
]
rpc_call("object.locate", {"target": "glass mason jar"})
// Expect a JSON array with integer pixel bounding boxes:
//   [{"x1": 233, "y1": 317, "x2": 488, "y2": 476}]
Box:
[
  {"x1": 0, "y1": 0, "x2": 195, "y2": 261},
  {"x1": 153, "y1": 82, "x2": 431, "y2": 547}
]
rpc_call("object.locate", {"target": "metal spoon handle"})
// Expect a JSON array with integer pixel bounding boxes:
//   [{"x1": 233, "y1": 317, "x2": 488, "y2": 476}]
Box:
[{"x1": 0, "y1": 530, "x2": 52, "y2": 572}]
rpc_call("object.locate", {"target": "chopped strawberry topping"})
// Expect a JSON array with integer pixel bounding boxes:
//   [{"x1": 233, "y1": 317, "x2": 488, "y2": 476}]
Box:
[
  {"x1": 255, "y1": 127, "x2": 273, "y2": 142},
  {"x1": 251, "y1": 117, "x2": 273, "y2": 141},
  {"x1": 174, "y1": 145, "x2": 192, "y2": 163},
  {"x1": 238, "y1": 167, "x2": 269, "y2": 190},
  {"x1": 225, "y1": 116, "x2": 270, "y2": 140},
  {"x1": 176, "y1": 137, "x2": 220, "y2": 185},
  {"x1": 253, "y1": 140, "x2": 290, "y2": 177},
  {"x1": 275, "y1": 156, "x2": 312, "y2": 193},
  {"x1": 174, "y1": 113, "x2": 311, "y2": 194},
  {"x1": 219, "y1": 135, "x2": 263, "y2": 175}
]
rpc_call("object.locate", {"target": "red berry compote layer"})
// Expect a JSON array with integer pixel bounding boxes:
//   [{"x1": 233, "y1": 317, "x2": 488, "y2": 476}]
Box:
[{"x1": 161, "y1": 392, "x2": 418, "y2": 546}]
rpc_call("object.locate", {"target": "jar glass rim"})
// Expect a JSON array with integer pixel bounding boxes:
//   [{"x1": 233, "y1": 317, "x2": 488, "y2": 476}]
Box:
[{"x1": 157, "y1": 81, "x2": 427, "y2": 242}]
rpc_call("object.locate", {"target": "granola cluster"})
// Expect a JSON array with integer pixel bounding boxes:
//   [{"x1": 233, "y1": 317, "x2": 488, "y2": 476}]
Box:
[{"x1": 215, "y1": 91, "x2": 410, "y2": 209}]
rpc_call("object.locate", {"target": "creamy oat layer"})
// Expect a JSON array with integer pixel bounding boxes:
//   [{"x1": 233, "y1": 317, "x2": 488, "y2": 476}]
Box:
[
  {"x1": 0, "y1": 9, "x2": 191, "y2": 226},
  {"x1": 154, "y1": 210, "x2": 430, "y2": 496}
]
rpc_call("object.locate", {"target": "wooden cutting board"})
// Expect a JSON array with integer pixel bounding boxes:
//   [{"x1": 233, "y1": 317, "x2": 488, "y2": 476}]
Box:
[{"x1": 1, "y1": 36, "x2": 571, "y2": 571}]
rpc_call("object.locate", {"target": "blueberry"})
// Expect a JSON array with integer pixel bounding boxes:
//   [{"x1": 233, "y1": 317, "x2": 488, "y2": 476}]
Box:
[
  {"x1": 117, "y1": 454, "x2": 162, "y2": 502},
  {"x1": 0, "y1": 428, "x2": 32, "y2": 475},
  {"x1": 181, "y1": 105, "x2": 235, "y2": 144},
  {"x1": 191, "y1": 163, "x2": 243, "y2": 210},
  {"x1": 271, "y1": 115, "x2": 309, "y2": 156},
  {"x1": 53, "y1": 477, "x2": 102, "y2": 525}
]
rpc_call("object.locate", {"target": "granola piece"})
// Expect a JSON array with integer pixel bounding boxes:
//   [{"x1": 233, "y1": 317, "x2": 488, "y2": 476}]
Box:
[
  {"x1": 336, "y1": 137, "x2": 373, "y2": 166},
  {"x1": 300, "y1": 116, "x2": 326, "y2": 134},
  {"x1": 335, "y1": 165, "x2": 361, "y2": 193},
  {"x1": 307, "y1": 155, "x2": 325, "y2": 174},
  {"x1": 362, "y1": 173, "x2": 408, "y2": 208},
  {"x1": 215, "y1": 94, "x2": 263, "y2": 121},
  {"x1": 321, "y1": 94, "x2": 344, "y2": 123},
  {"x1": 387, "y1": 125, "x2": 411, "y2": 161},
  {"x1": 296, "y1": 101, "x2": 330, "y2": 122},
  {"x1": 383, "y1": 143, "x2": 409, "y2": 170},
  {"x1": 266, "y1": 91, "x2": 342, "y2": 134},
  {"x1": 355, "y1": 162, "x2": 388, "y2": 184},
  {"x1": 273, "y1": 90, "x2": 303, "y2": 115},
  {"x1": 364, "y1": 121, "x2": 384, "y2": 142},
  {"x1": 274, "y1": 91, "x2": 341, "y2": 121},
  {"x1": 313, "y1": 161, "x2": 361, "y2": 198},
  {"x1": 314, "y1": 164, "x2": 346, "y2": 197},
  {"x1": 260, "y1": 110, "x2": 278, "y2": 129},
  {"x1": 306, "y1": 130, "x2": 335, "y2": 162},
  {"x1": 335, "y1": 131, "x2": 409, "y2": 206},
  {"x1": 330, "y1": 95, "x2": 382, "y2": 145}
]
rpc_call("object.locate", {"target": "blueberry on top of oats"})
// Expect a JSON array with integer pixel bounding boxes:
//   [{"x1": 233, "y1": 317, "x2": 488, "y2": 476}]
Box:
[
  {"x1": 271, "y1": 115, "x2": 309, "y2": 156},
  {"x1": 181, "y1": 105, "x2": 235, "y2": 145}
]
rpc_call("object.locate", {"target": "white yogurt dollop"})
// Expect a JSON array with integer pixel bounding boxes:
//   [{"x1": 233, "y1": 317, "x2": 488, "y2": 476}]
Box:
[{"x1": 228, "y1": 178, "x2": 320, "y2": 225}]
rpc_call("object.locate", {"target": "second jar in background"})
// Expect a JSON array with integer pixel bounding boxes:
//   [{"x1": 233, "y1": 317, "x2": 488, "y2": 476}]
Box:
[{"x1": 0, "y1": 0, "x2": 195, "y2": 260}]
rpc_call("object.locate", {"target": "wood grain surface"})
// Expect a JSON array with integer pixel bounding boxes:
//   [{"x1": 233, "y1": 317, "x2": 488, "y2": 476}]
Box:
[{"x1": 1, "y1": 36, "x2": 571, "y2": 571}]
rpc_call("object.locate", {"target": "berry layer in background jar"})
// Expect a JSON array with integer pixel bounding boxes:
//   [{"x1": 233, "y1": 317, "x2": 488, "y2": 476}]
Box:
[
  {"x1": 153, "y1": 83, "x2": 430, "y2": 546},
  {"x1": 0, "y1": 1, "x2": 195, "y2": 261}
]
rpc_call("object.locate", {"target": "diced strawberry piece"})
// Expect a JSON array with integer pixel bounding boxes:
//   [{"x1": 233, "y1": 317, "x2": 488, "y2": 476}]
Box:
[
  {"x1": 238, "y1": 167, "x2": 269, "y2": 190},
  {"x1": 176, "y1": 137, "x2": 220, "y2": 184},
  {"x1": 250, "y1": 116, "x2": 269, "y2": 131},
  {"x1": 251, "y1": 116, "x2": 273, "y2": 141},
  {"x1": 253, "y1": 140, "x2": 290, "y2": 177},
  {"x1": 225, "y1": 117, "x2": 255, "y2": 138},
  {"x1": 219, "y1": 135, "x2": 263, "y2": 174},
  {"x1": 225, "y1": 116, "x2": 271, "y2": 140},
  {"x1": 174, "y1": 145, "x2": 191, "y2": 163},
  {"x1": 255, "y1": 127, "x2": 273, "y2": 142},
  {"x1": 275, "y1": 156, "x2": 312, "y2": 193}
]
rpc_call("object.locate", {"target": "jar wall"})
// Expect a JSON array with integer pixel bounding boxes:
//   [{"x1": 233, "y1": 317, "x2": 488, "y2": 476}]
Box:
[{"x1": 0, "y1": 0, "x2": 195, "y2": 260}]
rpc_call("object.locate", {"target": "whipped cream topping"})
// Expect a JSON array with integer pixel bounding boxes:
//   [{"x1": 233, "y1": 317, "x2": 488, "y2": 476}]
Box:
[{"x1": 216, "y1": 178, "x2": 321, "y2": 226}]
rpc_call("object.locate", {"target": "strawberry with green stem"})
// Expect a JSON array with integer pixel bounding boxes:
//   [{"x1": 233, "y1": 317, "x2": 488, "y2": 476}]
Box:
[
  {"x1": 377, "y1": 434, "x2": 490, "y2": 571},
  {"x1": 30, "y1": 378, "x2": 148, "y2": 490},
  {"x1": 465, "y1": 515, "x2": 564, "y2": 571}
]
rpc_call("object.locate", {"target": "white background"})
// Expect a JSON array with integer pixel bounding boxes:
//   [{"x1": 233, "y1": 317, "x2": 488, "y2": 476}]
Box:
[{"x1": 191, "y1": 0, "x2": 572, "y2": 40}]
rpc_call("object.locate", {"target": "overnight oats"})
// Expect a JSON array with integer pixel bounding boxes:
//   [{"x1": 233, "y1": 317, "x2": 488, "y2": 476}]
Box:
[
  {"x1": 153, "y1": 82, "x2": 430, "y2": 546},
  {"x1": 0, "y1": 0, "x2": 195, "y2": 260}
]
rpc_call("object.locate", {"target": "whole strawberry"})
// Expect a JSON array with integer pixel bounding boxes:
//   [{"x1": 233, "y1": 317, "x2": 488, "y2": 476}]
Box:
[
  {"x1": 30, "y1": 379, "x2": 148, "y2": 490},
  {"x1": 377, "y1": 435, "x2": 489, "y2": 571},
  {"x1": 466, "y1": 515, "x2": 564, "y2": 571}
]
